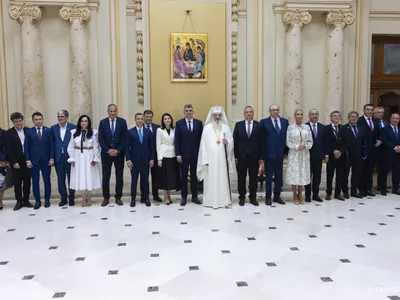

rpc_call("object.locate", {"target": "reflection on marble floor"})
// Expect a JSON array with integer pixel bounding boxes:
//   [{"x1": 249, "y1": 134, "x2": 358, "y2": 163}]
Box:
[{"x1": 1, "y1": 192, "x2": 400, "y2": 300}]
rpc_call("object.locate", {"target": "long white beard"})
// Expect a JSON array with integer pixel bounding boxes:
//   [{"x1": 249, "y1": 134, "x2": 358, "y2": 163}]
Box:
[{"x1": 212, "y1": 119, "x2": 222, "y2": 130}]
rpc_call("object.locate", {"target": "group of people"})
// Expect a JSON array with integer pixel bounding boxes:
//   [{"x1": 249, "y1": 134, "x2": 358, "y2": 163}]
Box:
[{"x1": 0, "y1": 103, "x2": 399, "y2": 211}]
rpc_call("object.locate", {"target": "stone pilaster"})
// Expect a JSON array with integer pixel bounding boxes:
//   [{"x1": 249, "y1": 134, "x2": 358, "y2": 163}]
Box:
[{"x1": 60, "y1": 5, "x2": 92, "y2": 123}]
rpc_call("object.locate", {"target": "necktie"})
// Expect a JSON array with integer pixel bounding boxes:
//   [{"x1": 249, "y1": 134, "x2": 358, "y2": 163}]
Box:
[
  {"x1": 334, "y1": 125, "x2": 338, "y2": 139},
  {"x1": 37, "y1": 127, "x2": 42, "y2": 142},
  {"x1": 379, "y1": 121, "x2": 383, "y2": 129},
  {"x1": 247, "y1": 122, "x2": 251, "y2": 138},
  {"x1": 352, "y1": 125, "x2": 358, "y2": 138},
  {"x1": 312, "y1": 124, "x2": 317, "y2": 138},
  {"x1": 147, "y1": 125, "x2": 152, "y2": 134},
  {"x1": 274, "y1": 119, "x2": 280, "y2": 134},
  {"x1": 368, "y1": 118, "x2": 373, "y2": 132},
  {"x1": 395, "y1": 127, "x2": 398, "y2": 138},
  {"x1": 188, "y1": 120, "x2": 192, "y2": 132},
  {"x1": 111, "y1": 119, "x2": 115, "y2": 136},
  {"x1": 138, "y1": 128, "x2": 143, "y2": 144}
]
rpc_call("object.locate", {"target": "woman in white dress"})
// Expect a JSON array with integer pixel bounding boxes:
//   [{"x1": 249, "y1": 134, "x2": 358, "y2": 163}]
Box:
[
  {"x1": 286, "y1": 109, "x2": 313, "y2": 205},
  {"x1": 67, "y1": 115, "x2": 101, "y2": 207}
]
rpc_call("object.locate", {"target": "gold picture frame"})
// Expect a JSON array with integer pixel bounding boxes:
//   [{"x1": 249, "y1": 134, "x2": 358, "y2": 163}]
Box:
[{"x1": 171, "y1": 33, "x2": 208, "y2": 82}]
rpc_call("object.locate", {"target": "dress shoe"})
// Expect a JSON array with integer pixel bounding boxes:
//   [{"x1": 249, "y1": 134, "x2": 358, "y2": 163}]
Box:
[
  {"x1": 13, "y1": 202, "x2": 23, "y2": 211},
  {"x1": 313, "y1": 196, "x2": 323, "y2": 202},
  {"x1": 23, "y1": 201, "x2": 33, "y2": 208},
  {"x1": 366, "y1": 190, "x2": 376, "y2": 197},
  {"x1": 116, "y1": 198, "x2": 123, "y2": 206},
  {"x1": 153, "y1": 196, "x2": 162, "y2": 202},
  {"x1": 334, "y1": 194, "x2": 345, "y2": 201},
  {"x1": 351, "y1": 193, "x2": 363, "y2": 199},
  {"x1": 101, "y1": 199, "x2": 109, "y2": 207},
  {"x1": 59, "y1": 200, "x2": 68, "y2": 207},
  {"x1": 0, "y1": 206, "x2": 3, "y2": 210},
  {"x1": 69, "y1": 199, "x2": 75, "y2": 206},
  {"x1": 239, "y1": 198, "x2": 245, "y2": 206},
  {"x1": 249, "y1": 197, "x2": 259, "y2": 206},
  {"x1": 44, "y1": 201, "x2": 50, "y2": 208},
  {"x1": 34, "y1": 202, "x2": 41, "y2": 210},
  {"x1": 325, "y1": 194, "x2": 331, "y2": 201},
  {"x1": 145, "y1": 199, "x2": 151, "y2": 207},
  {"x1": 192, "y1": 197, "x2": 201, "y2": 205},
  {"x1": 265, "y1": 196, "x2": 272, "y2": 206},
  {"x1": 140, "y1": 198, "x2": 146, "y2": 203},
  {"x1": 130, "y1": 200, "x2": 136, "y2": 207},
  {"x1": 380, "y1": 191, "x2": 387, "y2": 196},
  {"x1": 273, "y1": 197, "x2": 286, "y2": 205},
  {"x1": 305, "y1": 195, "x2": 311, "y2": 202},
  {"x1": 343, "y1": 192, "x2": 350, "y2": 200},
  {"x1": 359, "y1": 191, "x2": 366, "y2": 198},
  {"x1": 393, "y1": 190, "x2": 400, "y2": 195},
  {"x1": 180, "y1": 199, "x2": 187, "y2": 206}
]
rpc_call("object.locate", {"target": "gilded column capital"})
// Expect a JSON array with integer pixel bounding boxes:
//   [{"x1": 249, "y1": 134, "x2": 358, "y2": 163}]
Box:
[
  {"x1": 282, "y1": 10, "x2": 311, "y2": 28},
  {"x1": 9, "y1": 4, "x2": 42, "y2": 23},
  {"x1": 59, "y1": 5, "x2": 91, "y2": 23},
  {"x1": 325, "y1": 10, "x2": 354, "y2": 28}
]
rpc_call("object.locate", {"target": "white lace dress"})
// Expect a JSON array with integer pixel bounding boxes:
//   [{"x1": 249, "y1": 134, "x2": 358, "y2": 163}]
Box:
[{"x1": 285, "y1": 124, "x2": 313, "y2": 186}]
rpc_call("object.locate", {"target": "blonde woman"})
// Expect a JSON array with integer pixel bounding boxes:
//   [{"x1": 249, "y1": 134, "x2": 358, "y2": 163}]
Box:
[{"x1": 286, "y1": 109, "x2": 313, "y2": 204}]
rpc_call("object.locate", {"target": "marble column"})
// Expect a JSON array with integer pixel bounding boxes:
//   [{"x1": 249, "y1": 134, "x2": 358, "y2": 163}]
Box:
[
  {"x1": 60, "y1": 5, "x2": 92, "y2": 123},
  {"x1": 9, "y1": 4, "x2": 45, "y2": 123},
  {"x1": 324, "y1": 10, "x2": 354, "y2": 124},
  {"x1": 282, "y1": 10, "x2": 311, "y2": 123}
]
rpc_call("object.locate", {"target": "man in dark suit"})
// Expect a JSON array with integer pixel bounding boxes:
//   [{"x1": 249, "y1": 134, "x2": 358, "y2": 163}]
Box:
[
  {"x1": 379, "y1": 112, "x2": 400, "y2": 195},
  {"x1": 174, "y1": 104, "x2": 203, "y2": 206},
  {"x1": 260, "y1": 104, "x2": 288, "y2": 206},
  {"x1": 342, "y1": 111, "x2": 367, "y2": 199},
  {"x1": 358, "y1": 104, "x2": 381, "y2": 197},
  {"x1": 50, "y1": 109, "x2": 76, "y2": 207},
  {"x1": 324, "y1": 110, "x2": 346, "y2": 201},
  {"x1": 24, "y1": 112, "x2": 54, "y2": 210},
  {"x1": 4, "y1": 112, "x2": 32, "y2": 211},
  {"x1": 125, "y1": 113, "x2": 155, "y2": 207},
  {"x1": 374, "y1": 106, "x2": 390, "y2": 192},
  {"x1": 98, "y1": 104, "x2": 128, "y2": 207},
  {"x1": 143, "y1": 110, "x2": 162, "y2": 202},
  {"x1": 233, "y1": 106, "x2": 263, "y2": 206},
  {"x1": 305, "y1": 109, "x2": 326, "y2": 202}
]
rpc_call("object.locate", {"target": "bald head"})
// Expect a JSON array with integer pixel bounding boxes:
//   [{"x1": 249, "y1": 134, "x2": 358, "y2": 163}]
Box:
[{"x1": 269, "y1": 104, "x2": 280, "y2": 119}]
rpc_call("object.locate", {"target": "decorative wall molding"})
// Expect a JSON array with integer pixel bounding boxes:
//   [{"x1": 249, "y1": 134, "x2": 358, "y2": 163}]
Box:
[
  {"x1": 282, "y1": 9, "x2": 312, "y2": 28},
  {"x1": 59, "y1": 5, "x2": 91, "y2": 22},
  {"x1": 231, "y1": 31, "x2": 237, "y2": 103},
  {"x1": 9, "y1": 4, "x2": 42, "y2": 22},
  {"x1": 9, "y1": 0, "x2": 100, "y2": 11},
  {"x1": 325, "y1": 10, "x2": 354, "y2": 28},
  {"x1": 232, "y1": 0, "x2": 239, "y2": 22},
  {"x1": 136, "y1": 30, "x2": 144, "y2": 104},
  {"x1": 273, "y1": 1, "x2": 352, "y2": 14},
  {"x1": 135, "y1": 0, "x2": 142, "y2": 19},
  {"x1": 369, "y1": 10, "x2": 400, "y2": 20}
]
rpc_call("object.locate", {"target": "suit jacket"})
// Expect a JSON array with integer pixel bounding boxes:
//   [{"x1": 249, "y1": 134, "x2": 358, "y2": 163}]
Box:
[
  {"x1": 260, "y1": 117, "x2": 289, "y2": 160},
  {"x1": 174, "y1": 118, "x2": 203, "y2": 160},
  {"x1": 125, "y1": 126, "x2": 154, "y2": 165},
  {"x1": 24, "y1": 126, "x2": 54, "y2": 165},
  {"x1": 98, "y1": 117, "x2": 128, "y2": 156},
  {"x1": 324, "y1": 124, "x2": 346, "y2": 158},
  {"x1": 156, "y1": 128, "x2": 176, "y2": 159},
  {"x1": 377, "y1": 119, "x2": 389, "y2": 130},
  {"x1": 306, "y1": 121, "x2": 326, "y2": 161},
  {"x1": 143, "y1": 123, "x2": 160, "y2": 160},
  {"x1": 381, "y1": 125, "x2": 400, "y2": 158},
  {"x1": 358, "y1": 116, "x2": 380, "y2": 152},
  {"x1": 50, "y1": 122, "x2": 76, "y2": 163},
  {"x1": 4, "y1": 127, "x2": 29, "y2": 166},
  {"x1": 233, "y1": 120, "x2": 262, "y2": 161},
  {"x1": 342, "y1": 123, "x2": 367, "y2": 160}
]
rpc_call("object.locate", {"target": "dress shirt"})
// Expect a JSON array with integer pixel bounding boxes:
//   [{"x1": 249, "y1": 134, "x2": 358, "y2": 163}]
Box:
[
  {"x1": 363, "y1": 115, "x2": 374, "y2": 130},
  {"x1": 245, "y1": 120, "x2": 253, "y2": 136},
  {"x1": 310, "y1": 122, "x2": 318, "y2": 136},
  {"x1": 145, "y1": 123, "x2": 153, "y2": 133},
  {"x1": 15, "y1": 128, "x2": 25, "y2": 152},
  {"x1": 185, "y1": 118, "x2": 193, "y2": 131},
  {"x1": 109, "y1": 118, "x2": 116, "y2": 131},
  {"x1": 271, "y1": 117, "x2": 281, "y2": 130}
]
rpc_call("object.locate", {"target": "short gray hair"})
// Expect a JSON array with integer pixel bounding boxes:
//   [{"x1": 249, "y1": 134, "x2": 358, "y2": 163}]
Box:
[
  {"x1": 184, "y1": 104, "x2": 193, "y2": 109},
  {"x1": 57, "y1": 109, "x2": 69, "y2": 118}
]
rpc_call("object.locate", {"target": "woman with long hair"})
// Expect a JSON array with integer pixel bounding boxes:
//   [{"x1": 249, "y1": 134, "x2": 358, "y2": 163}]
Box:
[
  {"x1": 156, "y1": 113, "x2": 180, "y2": 204},
  {"x1": 67, "y1": 115, "x2": 101, "y2": 206},
  {"x1": 286, "y1": 109, "x2": 313, "y2": 205}
]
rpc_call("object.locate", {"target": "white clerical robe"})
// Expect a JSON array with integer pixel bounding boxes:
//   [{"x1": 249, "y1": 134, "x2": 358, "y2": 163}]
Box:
[{"x1": 197, "y1": 123, "x2": 235, "y2": 208}]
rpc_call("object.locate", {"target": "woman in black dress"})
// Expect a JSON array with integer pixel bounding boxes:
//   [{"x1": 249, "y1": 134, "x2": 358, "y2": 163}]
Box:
[{"x1": 156, "y1": 113, "x2": 180, "y2": 204}]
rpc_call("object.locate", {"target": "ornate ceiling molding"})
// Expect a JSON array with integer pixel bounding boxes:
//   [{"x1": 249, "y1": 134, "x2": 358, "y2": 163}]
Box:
[
  {"x1": 9, "y1": 0, "x2": 100, "y2": 11},
  {"x1": 273, "y1": 1, "x2": 352, "y2": 14}
]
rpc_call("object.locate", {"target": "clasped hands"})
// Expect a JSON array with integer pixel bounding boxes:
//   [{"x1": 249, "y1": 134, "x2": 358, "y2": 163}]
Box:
[
  {"x1": 107, "y1": 149, "x2": 119, "y2": 156},
  {"x1": 297, "y1": 144, "x2": 306, "y2": 151}
]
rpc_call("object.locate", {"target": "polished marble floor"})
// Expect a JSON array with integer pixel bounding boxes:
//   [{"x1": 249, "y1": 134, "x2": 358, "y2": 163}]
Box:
[{"x1": 1, "y1": 192, "x2": 400, "y2": 300}]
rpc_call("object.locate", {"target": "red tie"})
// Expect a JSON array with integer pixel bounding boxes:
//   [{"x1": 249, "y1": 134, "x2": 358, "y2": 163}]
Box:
[{"x1": 368, "y1": 118, "x2": 373, "y2": 132}]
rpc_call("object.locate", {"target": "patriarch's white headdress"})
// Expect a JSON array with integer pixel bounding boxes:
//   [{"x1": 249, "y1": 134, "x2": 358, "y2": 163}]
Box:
[{"x1": 204, "y1": 106, "x2": 229, "y2": 126}]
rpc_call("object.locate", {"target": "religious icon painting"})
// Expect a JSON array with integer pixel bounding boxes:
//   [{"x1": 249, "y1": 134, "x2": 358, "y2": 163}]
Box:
[{"x1": 171, "y1": 33, "x2": 208, "y2": 82}]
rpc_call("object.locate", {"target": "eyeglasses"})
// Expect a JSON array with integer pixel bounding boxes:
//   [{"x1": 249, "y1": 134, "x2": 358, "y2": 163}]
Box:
[{"x1": 57, "y1": 116, "x2": 65, "y2": 118}]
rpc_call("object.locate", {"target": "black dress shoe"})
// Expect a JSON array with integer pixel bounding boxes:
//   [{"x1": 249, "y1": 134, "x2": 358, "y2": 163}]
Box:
[
  {"x1": 145, "y1": 199, "x2": 151, "y2": 207},
  {"x1": 393, "y1": 190, "x2": 400, "y2": 195},
  {"x1": 239, "y1": 198, "x2": 245, "y2": 206},
  {"x1": 312, "y1": 196, "x2": 323, "y2": 202},
  {"x1": 380, "y1": 191, "x2": 387, "y2": 196},
  {"x1": 249, "y1": 198, "x2": 259, "y2": 206},
  {"x1": 59, "y1": 200, "x2": 68, "y2": 207},
  {"x1": 180, "y1": 199, "x2": 187, "y2": 206},
  {"x1": 305, "y1": 195, "x2": 311, "y2": 202},
  {"x1": 359, "y1": 191, "x2": 366, "y2": 198},
  {"x1": 116, "y1": 199, "x2": 123, "y2": 206},
  {"x1": 140, "y1": 198, "x2": 146, "y2": 203},
  {"x1": 13, "y1": 202, "x2": 23, "y2": 211},
  {"x1": 366, "y1": 190, "x2": 376, "y2": 197},
  {"x1": 23, "y1": 201, "x2": 33, "y2": 208},
  {"x1": 351, "y1": 193, "x2": 363, "y2": 199},
  {"x1": 153, "y1": 196, "x2": 162, "y2": 202},
  {"x1": 343, "y1": 193, "x2": 350, "y2": 199},
  {"x1": 44, "y1": 201, "x2": 50, "y2": 208},
  {"x1": 265, "y1": 196, "x2": 272, "y2": 206},
  {"x1": 273, "y1": 197, "x2": 286, "y2": 205},
  {"x1": 0, "y1": 206, "x2": 3, "y2": 210},
  {"x1": 325, "y1": 194, "x2": 331, "y2": 201},
  {"x1": 130, "y1": 200, "x2": 136, "y2": 207},
  {"x1": 334, "y1": 194, "x2": 345, "y2": 201},
  {"x1": 192, "y1": 197, "x2": 201, "y2": 205},
  {"x1": 69, "y1": 199, "x2": 75, "y2": 206},
  {"x1": 101, "y1": 199, "x2": 109, "y2": 207},
  {"x1": 34, "y1": 202, "x2": 41, "y2": 210}
]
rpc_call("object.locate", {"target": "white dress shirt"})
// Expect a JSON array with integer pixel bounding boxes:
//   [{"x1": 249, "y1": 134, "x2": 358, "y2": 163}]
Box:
[
  {"x1": 363, "y1": 115, "x2": 374, "y2": 130},
  {"x1": 186, "y1": 118, "x2": 193, "y2": 131},
  {"x1": 15, "y1": 127, "x2": 25, "y2": 152},
  {"x1": 145, "y1": 123, "x2": 153, "y2": 133},
  {"x1": 271, "y1": 117, "x2": 281, "y2": 130},
  {"x1": 245, "y1": 120, "x2": 253, "y2": 135},
  {"x1": 60, "y1": 124, "x2": 67, "y2": 141},
  {"x1": 109, "y1": 118, "x2": 116, "y2": 132}
]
